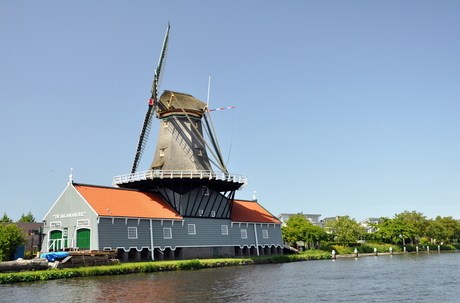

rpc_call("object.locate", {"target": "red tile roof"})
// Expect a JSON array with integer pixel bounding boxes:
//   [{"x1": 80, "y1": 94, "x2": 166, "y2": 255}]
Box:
[
  {"x1": 74, "y1": 184, "x2": 182, "y2": 219},
  {"x1": 232, "y1": 200, "x2": 281, "y2": 223}
]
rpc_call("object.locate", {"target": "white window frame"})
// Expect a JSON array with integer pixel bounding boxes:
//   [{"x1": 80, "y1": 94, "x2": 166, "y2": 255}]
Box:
[
  {"x1": 77, "y1": 219, "x2": 90, "y2": 227},
  {"x1": 198, "y1": 210, "x2": 204, "y2": 216},
  {"x1": 262, "y1": 229, "x2": 269, "y2": 239},
  {"x1": 211, "y1": 211, "x2": 216, "y2": 217},
  {"x1": 128, "y1": 227, "x2": 138, "y2": 239},
  {"x1": 50, "y1": 221, "x2": 61, "y2": 228},
  {"x1": 188, "y1": 224, "x2": 196, "y2": 235},
  {"x1": 163, "y1": 227, "x2": 172, "y2": 239},
  {"x1": 202, "y1": 186, "x2": 209, "y2": 196},
  {"x1": 241, "y1": 229, "x2": 247, "y2": 239},
  {"x1": 221, "y1": 225, "x2": 228, "y2": 235}
]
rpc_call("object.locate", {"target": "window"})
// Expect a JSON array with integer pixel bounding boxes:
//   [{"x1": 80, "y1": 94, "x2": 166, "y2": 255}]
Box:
[
  {"x1": 159, "y1": 148, "x2": 166, "y2": 157},
  {"x1": 202, "y1": 186, "x2": 209, "y2": 196},
  {"x1": 188, "y1": 224, "x2": 196, "y2": 235},
  {"x1": 210, "y1": 211, "x2": 216, "y2": 217},
  {"x1": 221, "y1": 225, "x2": 228, "y2": 235},
  {"x1": 50, "y1": 221, "x2": 61, "y2": 228},
  {"x1": 262, "y1": 229, "x2": 269, "y2": 239},
  {"x1": 128, "y1": 227, "x2": 138, "y2": 239},
  {"x1": 197, "y1": 148, "x2": 203, "y2": 156},
  {"x1": 241, "y1": 229, "x2": 247, "y2": 239},
  {"x1": 163, "y1": 228, "x2": 172, "y2": 239},
  {"x1": 198, "y1": 210, "x2": 203, "y2": 216},
  {"x1": 77, "y1": 219, "x2": 90, "y2": 227}
]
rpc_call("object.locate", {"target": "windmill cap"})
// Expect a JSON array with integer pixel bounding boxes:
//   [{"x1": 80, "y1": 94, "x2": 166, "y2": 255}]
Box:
[{"x1": 158, "y1": 90, "x2": 207, "y2": 112}]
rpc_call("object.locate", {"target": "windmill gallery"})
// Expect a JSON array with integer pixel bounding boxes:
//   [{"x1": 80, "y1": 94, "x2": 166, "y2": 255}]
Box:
[{"x1": 40, "y1": 25, "x2": 284, "y2": 262}]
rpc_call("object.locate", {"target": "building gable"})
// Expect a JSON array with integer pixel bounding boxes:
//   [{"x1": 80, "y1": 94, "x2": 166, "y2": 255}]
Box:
[
  {"x1": 74, "y1": 184, "x2": 182, "y2": 219},
  {"x1": 42, "y1": 182, "x2": 97, "y2": 224},
  {"x1": 231, "y1": 200, "x2": 281, "y2": 223}
]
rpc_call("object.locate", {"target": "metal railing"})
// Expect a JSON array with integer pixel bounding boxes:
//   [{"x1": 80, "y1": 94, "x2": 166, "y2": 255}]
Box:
[
  {"x1": 113, "y1": 170, "x2": 248, "y2": 188},
  {"x1": 47, "y1": 238, "x2": 76, "y2": 251}
]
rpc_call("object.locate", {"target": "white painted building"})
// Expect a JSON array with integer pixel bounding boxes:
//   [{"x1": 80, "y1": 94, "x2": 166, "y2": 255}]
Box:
[{"x1": 277, "y1": 213, "x2": 323, "y2": 227}]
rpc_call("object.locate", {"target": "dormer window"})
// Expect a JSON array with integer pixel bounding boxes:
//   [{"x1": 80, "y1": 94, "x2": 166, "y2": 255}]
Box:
[{"x1": 202, "y1": 186, "x2": 209, "y2": 196}]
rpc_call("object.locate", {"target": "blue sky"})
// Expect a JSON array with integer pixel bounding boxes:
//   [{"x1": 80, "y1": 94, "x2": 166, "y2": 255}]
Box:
[{"x1": 1, "y1": 1, "x2": 459, "y2": 222}]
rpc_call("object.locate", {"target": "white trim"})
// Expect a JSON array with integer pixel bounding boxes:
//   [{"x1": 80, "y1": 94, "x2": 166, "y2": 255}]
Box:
[
  {"x1": 150, "y1": 219, "x2": 154, "y2": 261},
  {"x1": 254, "y1": 224, "x2": 259, "y2": 256},
  {"x1": 188, "y1": 224, "x2": 196, "y2": 235},
  {"x1": 42, "y1": 182, "x2": 73, "y2": 221},
  {"x1": 77, "y1": 219, "x2": 90, "y2": 227},
  {"x1": 50, "y1": 221, "x2": 62, "y2": 228},
  {"x1": 262, "y1": 229, "x2": 269, "y2": 239},
  {"x1": 241, "y1": 229, "x2": 247, "y2": 239},
  {"x1": 106, "y1": 244, "x2": 284, "y2": 252},
  {"x1": 128, "y1": 227, "x2": 138, "y2": 239},
  {"x1": 163, "y1": 227, "x2": 172, "y2": 239},
  {"x1": 221, "y1": 225, "x2": 228, "y2": 235}
]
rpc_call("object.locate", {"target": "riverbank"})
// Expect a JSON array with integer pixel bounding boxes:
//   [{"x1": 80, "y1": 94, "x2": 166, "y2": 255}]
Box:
[
  {"x1": 2, "y1": 245, "x2": 458, "y2": 284},
  {"x1": 0, "y1": 253, "x2": 330, "y2": 284}
]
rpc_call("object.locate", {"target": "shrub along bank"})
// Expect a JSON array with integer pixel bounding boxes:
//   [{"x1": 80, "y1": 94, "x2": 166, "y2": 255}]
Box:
[
  {"x1": 320, "y1": 242, "x2": 460, "y2": 255},
  {"x1": 0, "y1": 251, "x2": 331, "y2": 284}
]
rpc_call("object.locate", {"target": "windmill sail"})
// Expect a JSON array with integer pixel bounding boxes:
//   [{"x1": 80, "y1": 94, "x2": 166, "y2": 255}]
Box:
[{"x1": 131, "y1": 24, "x2": 170, "y2": 174}]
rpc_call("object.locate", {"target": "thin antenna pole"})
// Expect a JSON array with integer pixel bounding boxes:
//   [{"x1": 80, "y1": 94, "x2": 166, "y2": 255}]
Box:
[{"x1": 206, "y1": 74, "x2": 211, "y2": 108}]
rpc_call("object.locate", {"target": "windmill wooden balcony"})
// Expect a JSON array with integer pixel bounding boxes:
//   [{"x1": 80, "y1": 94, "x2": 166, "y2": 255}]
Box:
[{"x1": 113, "y1": 170, "x2": 247, "y2": 192}]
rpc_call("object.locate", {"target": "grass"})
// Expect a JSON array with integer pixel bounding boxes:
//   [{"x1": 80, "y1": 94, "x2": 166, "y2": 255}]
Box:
[{"x1": 0, "y1": 256, "x2": 299, "y2": 284}]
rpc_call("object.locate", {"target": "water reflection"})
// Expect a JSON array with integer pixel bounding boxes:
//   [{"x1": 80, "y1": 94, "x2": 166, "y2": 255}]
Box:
[{"x1": 1, "y1": 252, "x2": 459, "y2": 302}]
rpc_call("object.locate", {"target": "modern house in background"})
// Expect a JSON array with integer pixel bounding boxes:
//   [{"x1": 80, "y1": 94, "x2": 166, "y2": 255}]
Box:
[
  {"x1": 360, "y1": 217, "x2": 383, "y2": 233},
  {"x1": 277, "y1": 213, "x2": 323, "y2": 228}
]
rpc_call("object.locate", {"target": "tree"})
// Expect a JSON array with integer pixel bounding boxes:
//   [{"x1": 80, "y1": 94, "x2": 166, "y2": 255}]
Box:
[
  {"x1": 426, "y1": 216, "x2": 460, "y2": 244},
  {"x1": 0, "y1": 224, "x2": 27, "y2": 261},
  {"x1": 395, "y1": 211, "x2": 428, "y2": 243},
  {"x1": 282, "y1": 214, "x2": 328, "y2": 249},
  {"x1": 375, "y1": 216, "x2": 415, "y2": 245},
  {"x1": 324, "y1": 216, "x2": 364, "y2": 244},
  {"x1": 18, "y1": 211, "x2": 36, "y2": 223},
  {"x1": 0, "y1": 213, "x2": 12, "y2": 223}
]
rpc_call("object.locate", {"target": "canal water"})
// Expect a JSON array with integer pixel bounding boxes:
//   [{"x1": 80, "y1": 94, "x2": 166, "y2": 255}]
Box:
[{"x1": 1, "y1": 251, "x2": 459, "y2": 302}]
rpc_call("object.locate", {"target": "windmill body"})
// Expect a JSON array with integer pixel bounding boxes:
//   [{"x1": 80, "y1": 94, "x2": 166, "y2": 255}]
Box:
[
  {"x1": 115, "y1": 89, "x2": 246, "y2": 218},
  {"x1": 150, "y1": 91, "x2": 212, "y2": 172}
]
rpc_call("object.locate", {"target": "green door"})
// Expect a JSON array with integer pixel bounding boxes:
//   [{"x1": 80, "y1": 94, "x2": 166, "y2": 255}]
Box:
[
  {"x1": 76, "y1": 229, "x2": 91, "y2": 250},
  {"x1": 50, "y1": 230, "x2": 62, "y2": 250}
]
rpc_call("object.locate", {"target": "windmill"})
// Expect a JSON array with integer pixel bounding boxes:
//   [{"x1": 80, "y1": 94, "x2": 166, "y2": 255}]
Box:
[{"x1": 114, "y1": 25, "x2": 247, "y2": 219}]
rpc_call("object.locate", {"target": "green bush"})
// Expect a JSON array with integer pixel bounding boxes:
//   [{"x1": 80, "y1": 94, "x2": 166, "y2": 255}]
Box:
[
  {"x1": 176, "y1": 259, "x2": 202, "y2": 270},
  {"x1": 420, "y1": 238, "x2": 429, "y2": 245}
]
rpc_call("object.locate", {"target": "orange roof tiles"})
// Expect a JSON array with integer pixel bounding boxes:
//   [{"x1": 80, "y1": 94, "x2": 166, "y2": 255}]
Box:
[
  {"x1": 232, "y1": 200, "x2": 281, "y2": 223},
  {"x1": 74, "y1": 184, "x2": 182, "y2": 219}
]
